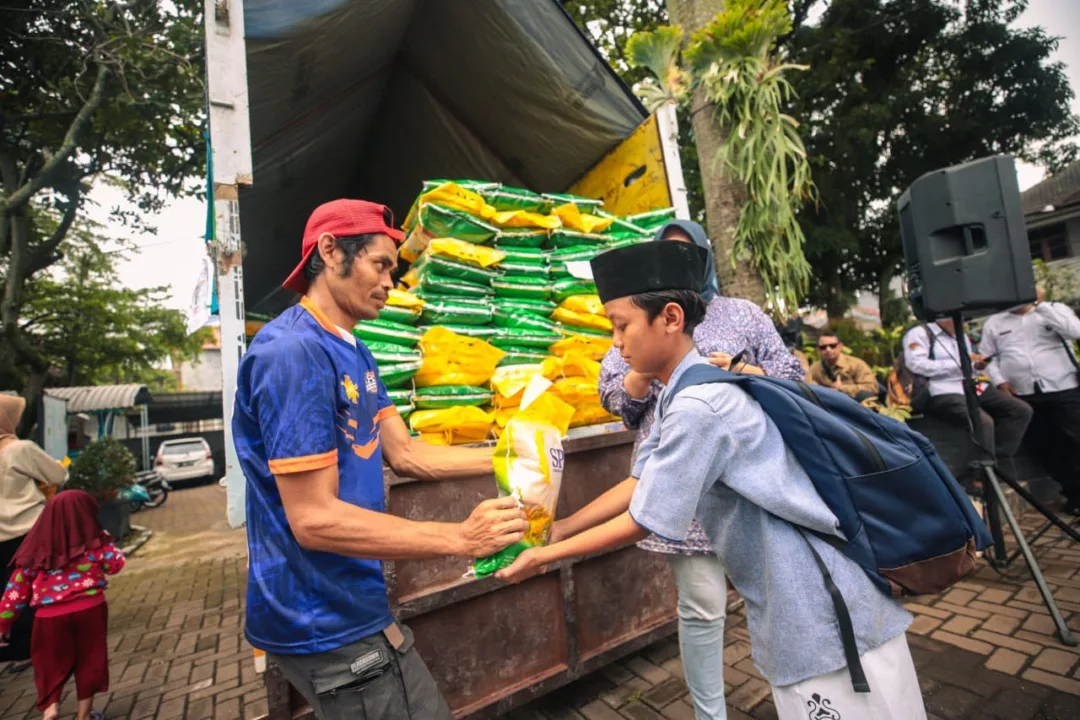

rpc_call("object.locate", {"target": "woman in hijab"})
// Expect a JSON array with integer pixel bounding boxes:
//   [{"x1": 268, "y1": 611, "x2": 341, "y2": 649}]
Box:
[
  {"x1": 0, "y1": 394, "x2": 67, "y2": 670},
  {"x1": 591, "y1": 220, "x2": 804, "y2": 720}
]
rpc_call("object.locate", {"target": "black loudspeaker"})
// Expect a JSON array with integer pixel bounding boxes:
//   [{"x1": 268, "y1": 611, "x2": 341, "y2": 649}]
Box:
[{"x1": 897, "y1": 155, "x2": 1035, "y2": 321}]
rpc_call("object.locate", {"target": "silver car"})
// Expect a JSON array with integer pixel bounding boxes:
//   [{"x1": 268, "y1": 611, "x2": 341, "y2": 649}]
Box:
[{"x1": 155, "y1": 438, "x2": 215, "y2": 484}]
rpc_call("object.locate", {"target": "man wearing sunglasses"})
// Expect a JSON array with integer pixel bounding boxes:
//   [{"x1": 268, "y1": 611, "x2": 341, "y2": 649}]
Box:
[
  {"x1": 809, "y1": 330, "x2": 880, "y2": 402},
  {"x1": 232, "y1": 199, "x2": 529, "y2": 719}
]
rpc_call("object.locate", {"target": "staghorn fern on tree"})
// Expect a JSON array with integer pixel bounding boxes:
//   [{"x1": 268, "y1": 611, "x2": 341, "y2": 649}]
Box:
[{"x1": 626, "y1": 0, "x2": 815, "y2": 315}]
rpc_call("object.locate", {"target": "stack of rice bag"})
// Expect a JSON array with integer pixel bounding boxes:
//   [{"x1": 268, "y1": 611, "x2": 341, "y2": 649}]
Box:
[{"x1": 352, "y1": 179, "x2": 679, "y2": 444}]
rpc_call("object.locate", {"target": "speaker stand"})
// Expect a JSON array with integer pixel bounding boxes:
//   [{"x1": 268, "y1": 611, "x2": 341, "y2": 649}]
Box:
[{"x1": 952, "y1": 312, "x2": 1077, "y2": 647}]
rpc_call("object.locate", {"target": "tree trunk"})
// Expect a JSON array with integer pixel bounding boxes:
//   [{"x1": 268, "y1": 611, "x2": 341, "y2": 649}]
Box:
[{"x1": 666, "y1": 0, "x2": 767, "y2": 305}]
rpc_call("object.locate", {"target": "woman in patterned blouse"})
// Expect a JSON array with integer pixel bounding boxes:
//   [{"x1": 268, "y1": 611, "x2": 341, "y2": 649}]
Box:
[{"x1": 594, "y1": 220, "x2": 804, "y2": 720}]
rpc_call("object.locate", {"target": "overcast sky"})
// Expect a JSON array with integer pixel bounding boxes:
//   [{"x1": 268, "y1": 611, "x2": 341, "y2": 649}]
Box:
[{"x1": 102, "y1": 0, "x2": 1080, "y2": 318}]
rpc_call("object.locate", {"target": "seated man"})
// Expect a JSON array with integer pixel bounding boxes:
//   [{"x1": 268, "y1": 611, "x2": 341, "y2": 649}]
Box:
[
  {"x1": 981, "y1": 289, "x2": 1080, "y2": 513},
  {"x1": 500, "y1": 241, "x2": 926, "y2": 720},
  {"x1": 810, "y1": 329, "x2": 879, "y2": 401},
  {"x1": 903, "y1": 319, "x2": 1032, "y2": 462}
]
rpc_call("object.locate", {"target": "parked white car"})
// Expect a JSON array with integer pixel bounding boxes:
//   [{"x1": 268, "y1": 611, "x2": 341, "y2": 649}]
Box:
[{"x1": 155, "y1": 438, "x2": 215, "y2": 484}]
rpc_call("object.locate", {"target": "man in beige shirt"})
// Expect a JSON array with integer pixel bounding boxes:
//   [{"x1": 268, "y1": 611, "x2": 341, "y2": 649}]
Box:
[{"x1": 810, "y1": 330, "x2": 880, "y2": 402}]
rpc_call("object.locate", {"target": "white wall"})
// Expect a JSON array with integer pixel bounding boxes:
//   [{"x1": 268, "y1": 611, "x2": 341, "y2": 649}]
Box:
[{"x1": 177, "y1": 349, "x2": 223, "y2": 392}]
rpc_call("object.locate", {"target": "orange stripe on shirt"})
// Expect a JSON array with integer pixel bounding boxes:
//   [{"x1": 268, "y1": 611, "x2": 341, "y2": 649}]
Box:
[
  {"x1": 268, "y1": 449, "x2": 338, "y2": 475},
  {"x1": 352, "y1": 436, "x2": 381, "y2": 460},
  {"x1": 375, "y1": 406, "x2": 399, "y2": 424},
  {"x1": 300, "y1": 296, "x2": 341, "y2": 337},
  {"x1": 347, "y1": 419, "x2": 359, "y2": 429}
]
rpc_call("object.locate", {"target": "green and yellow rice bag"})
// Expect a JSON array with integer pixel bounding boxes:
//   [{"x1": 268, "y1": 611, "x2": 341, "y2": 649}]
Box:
[
  {"x1": 471, "y1": 378, "x2": 575, "y2": 578},
  {"x1": 414, "y1": 386, "x2": 493, "y2": 409},
  {"x1": 353, "y1": 319, "x2": 423, "y2": 348}
]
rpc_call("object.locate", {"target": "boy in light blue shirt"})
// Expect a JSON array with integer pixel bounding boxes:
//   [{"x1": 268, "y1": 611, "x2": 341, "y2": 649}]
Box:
[{"x1": 497, "y1": 241, "x2": 926, "y2": 720}]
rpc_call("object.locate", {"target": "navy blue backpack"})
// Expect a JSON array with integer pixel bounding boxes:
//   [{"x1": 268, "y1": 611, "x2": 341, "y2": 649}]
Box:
[{"x1": 661, "y1": 365, "x2": 992, "y2": 692}]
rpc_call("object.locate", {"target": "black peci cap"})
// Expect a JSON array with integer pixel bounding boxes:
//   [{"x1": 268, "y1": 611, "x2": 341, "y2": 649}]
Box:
[{"x1": 590, "y1": 241, "x2": 708, "y2": 304}]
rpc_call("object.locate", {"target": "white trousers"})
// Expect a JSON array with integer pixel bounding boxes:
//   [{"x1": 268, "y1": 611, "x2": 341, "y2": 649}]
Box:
[{"x1": 771, "y1": 633, "x2": 927, "y2": 720}]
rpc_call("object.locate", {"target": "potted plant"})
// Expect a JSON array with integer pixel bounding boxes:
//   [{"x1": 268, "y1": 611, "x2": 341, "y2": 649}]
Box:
[{"x1": 65, "y1": 438, "x2": 137, "y2": 541}]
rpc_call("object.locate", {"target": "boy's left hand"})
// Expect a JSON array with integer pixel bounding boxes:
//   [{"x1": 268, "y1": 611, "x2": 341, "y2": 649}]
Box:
[{"x1": 496, "y1": 547, "x2": 551, "y2": 584}]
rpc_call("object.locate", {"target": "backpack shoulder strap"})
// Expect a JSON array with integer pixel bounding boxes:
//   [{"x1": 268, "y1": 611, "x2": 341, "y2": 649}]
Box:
[{"x1": 921, "y1": 323, "x2": 936, "y2": 360}]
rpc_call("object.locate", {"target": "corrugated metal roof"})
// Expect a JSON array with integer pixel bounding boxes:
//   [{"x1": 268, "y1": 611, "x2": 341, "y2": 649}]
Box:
[
  {"x1": 46, "y1": 385, "x2": 152, "y2": 412},
  {"x1": 1022, "y1": 159, "x2": 1080, "y2": 215}
]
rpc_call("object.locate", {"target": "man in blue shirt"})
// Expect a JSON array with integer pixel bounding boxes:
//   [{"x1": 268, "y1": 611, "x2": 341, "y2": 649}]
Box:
[
  {"x1": 498, "y1": 241, "x2": 926, "y2": 719},
  {"x1": 233, "y1": 199, "x2": 528, "y2": 719}
]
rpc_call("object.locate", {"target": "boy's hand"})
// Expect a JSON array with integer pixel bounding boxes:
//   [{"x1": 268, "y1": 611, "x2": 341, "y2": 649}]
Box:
[{"x1": 495, "y1": 547, "x2": 551, "y2": 584}]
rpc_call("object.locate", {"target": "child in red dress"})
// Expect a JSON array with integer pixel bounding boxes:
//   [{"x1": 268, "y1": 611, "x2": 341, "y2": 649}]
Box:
[{"x1": 0, "y1": 490, "x2": 125, "y2": 720}]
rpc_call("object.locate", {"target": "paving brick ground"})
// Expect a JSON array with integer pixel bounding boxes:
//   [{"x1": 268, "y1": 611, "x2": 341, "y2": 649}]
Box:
[{"x1": 0, "y1": 483, "x2": 1077, "y2": 719}]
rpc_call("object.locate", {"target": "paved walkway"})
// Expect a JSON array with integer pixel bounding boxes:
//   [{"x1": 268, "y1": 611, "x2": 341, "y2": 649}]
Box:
[{"x1": 0, "y1": 484, "x2": 1078, "y2": 719}]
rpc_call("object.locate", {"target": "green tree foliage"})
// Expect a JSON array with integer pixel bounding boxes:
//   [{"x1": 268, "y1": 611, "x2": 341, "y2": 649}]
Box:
[
  {"x1": 1, "y1": 211, "x2": 210, "y2": 392},
  {"x1": 788, "y1": 0, "x2": 1079, "y2": 317},
  {"x1": 0, "y1": 1, "x2": 204, "y2": 422}
]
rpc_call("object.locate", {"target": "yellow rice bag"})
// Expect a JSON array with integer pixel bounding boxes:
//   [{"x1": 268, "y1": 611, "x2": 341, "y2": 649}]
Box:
[
  {"x1": 414, "y1": 327, "x2": 505, "y2": 388},
  {"x1": 551, "y1": 376, "x2": 601, "y2": 407},
  {"x1": 410, "y1": 407, "x2": 494, "y2": 445},
  {"x1": 558, "y1": 294, "x2": 606, "y2": 316},
  {"x1": 418, "y1": 182, "x2": 496, "y2": 220},
  {"x1": 490, "y1": 364, "x2": 544, "y2": 409},
  {"x1": 540, "y1": 352, "x2": 601, "y2": 382},
  {"x1": 428, "y1": 238, "x2": 506, "y2": 268},
  {"x1": 550, "y1": 307, "x2": 613, "y2": 333},
  {"x1": 570, "y1": 403, "x2": 621, "y2": 428},
  {"x1": 552, "y1": 203, "x2": 614, "y2": 234},
  {"x1": 550, "y1": 334, "x2": 613, "y2": 361},
  {"x1": 386, "y1": 288, "x2": 425, "y2": 308},
  {"x1": 490, "y1": 210, "x2": 562, "y2": 230},
  {"x1": 472, "y1": 378, "x2": 575, "y2": 578}
]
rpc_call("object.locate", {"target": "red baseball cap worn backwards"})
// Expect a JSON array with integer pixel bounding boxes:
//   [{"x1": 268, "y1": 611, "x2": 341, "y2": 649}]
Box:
[{"x1": 282, "y1": 199, "x2": 405, "y2": 295}]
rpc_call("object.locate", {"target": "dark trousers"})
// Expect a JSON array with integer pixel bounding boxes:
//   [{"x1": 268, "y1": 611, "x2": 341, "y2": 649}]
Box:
[
  {"x1": 32, "y1": 602, "x2": 110, "y2": 710},
  {"x1": 927, "y1": 386, "x2": 1033, "y2": 459},
  {"x1": 1020, "y1": 387, "x2": 1080, "y2": 504},
  {"x1": 270, "y1": 624, "x2": 452, "y2": 720}
]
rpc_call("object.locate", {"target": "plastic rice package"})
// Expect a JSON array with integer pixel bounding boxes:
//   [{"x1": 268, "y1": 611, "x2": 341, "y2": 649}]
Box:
[
  {"x1": 495, "y1": 247, "x2": 549, "y2": 265},
  {"x1": 413, "y1": 327, "x2": 505, "y2": 388},
  {"x1": 365, "y1": 341, "x2": 423, "y2": 365},
  {"x1": 387, "y1": 388, "x2": 414, "y2": 406},
  {"x1": 498, "y1": 260, "x2": 551, "y2": 277},
  {"x1": 428, "y1": 238, "x2": 506, "y2": 268},
  {"x1": 550, "y1": 376, "x2": 601, "y2": 407},
  {"x1": 493, "y1": 298, "x2": 557, "y2": 317},
  {"x1": 570, "y1": 403, "x2": 621, "y2": 429},
  {"x1": 480, "y1": 186, "x2": 552, "y2": 214},
  {"x1": 416, "y1": 182, "x2": 496, "y2": 220},
  {"x1": 549, "y1": 228, "x2": 609, "y2": 248},
  {"x1": 551, "y1": 203, "x2": 614, "y2": 234},
  {"x1": 416, "y1": 323, "x2": 497, "y2": 339},
  {"x1": 420, "y1": 204, "x2": 499, "y2": 244},
  {"x1": 550, "y1": 334, "x2": 613, "y2": 361},
  {"x1": 412, "y1": 291, "x2": 489, "y2": 307},
  {"x1": 409, "y1": 406, "x2": 494, "y2": 445},
  {"x1": 494, "y1": 230, "x2": 548, "y2": 248},
  {"x1": 597, "y1": 210, "x2": 651, "y2": 240},
  {"x1": 492, "y1": 308, "x2": 560, "y2": 333},
  {"x1": 414, "y1": 385, "x2": 493, "y2": 409},
  {"x1": 353, "y1": 319, "x2": 423, "y2": 348},
  {"x1": 490, "y1": 210, "x2": 562, "y2": 231},
  {"x1": 552, "y1": 278, "x2": 599, "y2": 303},
  {"x1": 540, "y1": 352, "x2": 601, "y2": 382},
  {"x1": 498, "y1": 347, "x2": 551, "y2": 367},
  {"x1": 491, "y1": 363, "x2": 544, "y2": 408},
  {"x1": 550, "y1": 307, "x2": 612, "y2": 333},
  {"x1": 471, "y1": 377, "x2": 575, "y2": 578},
  {"x1": 604, "y1": 236, "x2": 653, "y2": 250},
  {"x1": 491, "y1": 327, "x2": 563, "y2": 350},
  {"x1": 386, "y1": 288, "x2": 425, "y2": 309},
  {"x1": 379, "y1": 361, "x2": 423, "y2": 389},
  {"x1": 424, "y1": 255, "x2": 502, "y2": 286},
  {"x1": 562, "y1": 324, "x2": 612, "y2": 339},
  {"x1": 378, "y1": 304, "x2": 423, "y2": 326},
  {"x1": 492, "y1": 275, "x2": 552, "y2": 301},
  {"x1": 541, "y1": 192, "x2": 604, "y2": 212},
  {"x1": 419, "y1": 272, "x2": 493, "y2": 299},
  {"x1": 557, "y1": 295, "x2": 605, "y2": 316},
  {"x1": 626, "y1": 207, "x2": 677, "y2": 232},
  {"x1": 421, "y1": 299, "x2": 494, "y2": 327}
]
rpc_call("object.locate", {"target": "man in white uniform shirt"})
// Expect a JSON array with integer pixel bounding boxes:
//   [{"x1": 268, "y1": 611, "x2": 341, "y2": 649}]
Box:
[
  {"x1": 903, "y1": 318, "x2": 1032, "y2": 464},
  {"x1": 981, "y1": 290, "x2": 1080, "y2": 514}
]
